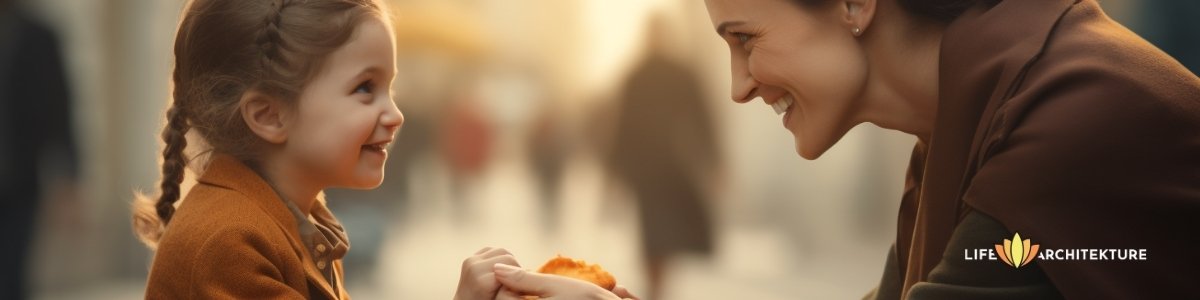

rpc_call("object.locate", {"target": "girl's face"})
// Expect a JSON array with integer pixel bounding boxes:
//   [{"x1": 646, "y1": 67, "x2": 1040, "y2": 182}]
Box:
[
  {"x1": 705, "y1": 0, "x2": 869, "y2": 159},
  {"x1": 286, "y1": 16, "x2": 403, "y2": 189}
]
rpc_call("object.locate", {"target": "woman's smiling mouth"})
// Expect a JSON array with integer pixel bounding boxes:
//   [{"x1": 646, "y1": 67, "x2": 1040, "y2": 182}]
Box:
[
  {"x1": 771, "y1": 95, "x2": 796, "y2": 126},
  {"x1": 771, "y1": 95, "x2": 795, "y2": 115}
]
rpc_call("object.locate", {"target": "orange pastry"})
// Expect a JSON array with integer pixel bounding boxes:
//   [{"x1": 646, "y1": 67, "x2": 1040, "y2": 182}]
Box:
[{"x1": 536, "y1": 255, "x2": 617, "y2": 290}]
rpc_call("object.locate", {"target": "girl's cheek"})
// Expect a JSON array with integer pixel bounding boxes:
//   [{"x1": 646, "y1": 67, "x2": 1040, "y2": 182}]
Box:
[{"x1": 341, "y1": 111, "x2": 380, "y2": 155}]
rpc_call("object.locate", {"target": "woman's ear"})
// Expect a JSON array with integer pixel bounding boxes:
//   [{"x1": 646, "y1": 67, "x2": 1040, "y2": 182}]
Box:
[
  {"x1": 843, "y1": 0, "x2": 877, "y2": 36},
  {"x1": 239, "y1": 89, "x2": 290, "y2": 144}
]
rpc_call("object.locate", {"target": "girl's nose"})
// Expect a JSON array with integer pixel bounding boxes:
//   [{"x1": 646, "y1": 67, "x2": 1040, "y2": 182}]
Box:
[{"x1": 381, "y1": 101, "x2": 404, "y2": 132}]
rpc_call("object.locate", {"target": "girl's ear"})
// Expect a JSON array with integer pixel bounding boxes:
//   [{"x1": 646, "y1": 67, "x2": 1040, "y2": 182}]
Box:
[{"x1": 239, "y1": 89, "x2": 290, "y2": 144}]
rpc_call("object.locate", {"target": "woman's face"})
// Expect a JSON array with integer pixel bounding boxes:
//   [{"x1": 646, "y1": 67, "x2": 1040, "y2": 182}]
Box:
[
  {"x1": 705, "y1": 0, "x2": 869, "y2": 159},
  {"x1": 287, "y1": 16, "x2": 404, "y2": 189}
]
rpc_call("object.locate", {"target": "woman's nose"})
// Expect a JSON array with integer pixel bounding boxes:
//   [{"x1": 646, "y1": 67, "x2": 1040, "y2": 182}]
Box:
[{"x1": 731, "y1": 57, "x2": 758, "y2": 103}]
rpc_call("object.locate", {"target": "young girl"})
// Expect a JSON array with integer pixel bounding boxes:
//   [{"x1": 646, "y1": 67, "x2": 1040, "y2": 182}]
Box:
[{"x1": 131, "y1": 0, "x2": 519, "y2": 298}]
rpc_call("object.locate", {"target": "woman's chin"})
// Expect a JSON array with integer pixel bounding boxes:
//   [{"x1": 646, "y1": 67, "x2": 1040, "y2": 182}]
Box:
[
  {"x1": 793, "y1": 135, "x2": 834, "y2": 160},
  {"x1": 793, "y1": 120, "x2": 859, "y2": 160},
  {"x1": 794, "y1": 142, "x2": 821, "y2": 160}
]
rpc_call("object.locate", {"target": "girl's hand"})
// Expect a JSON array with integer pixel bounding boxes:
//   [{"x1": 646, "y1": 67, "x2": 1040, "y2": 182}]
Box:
[
  {"x1": 493, "y1": 263, "x2": 640, "y2": 300},
  {"x1": 454, "y1": 247, "x2": 522, "y2": 300}
]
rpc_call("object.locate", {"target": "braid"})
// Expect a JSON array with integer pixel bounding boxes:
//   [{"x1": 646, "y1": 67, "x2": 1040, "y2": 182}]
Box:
[
  {"x1": 258, "y1": 0, "x2": 289, "y2": 73},
  {"x1": 156, "y1": 104, "x2": 190, "y2": 224},
  {"x1": 131, "y1": 100, "x2": 190, "y2": 248}
]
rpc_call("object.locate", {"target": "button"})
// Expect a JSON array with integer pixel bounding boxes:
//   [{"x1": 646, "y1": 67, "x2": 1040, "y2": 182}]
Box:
[
  {"x1": 316, "y1": 244, "x2": 327, "y2": 253},
  {"x1": 317, "y1": 260, "x2": 327, "y2": 270}
]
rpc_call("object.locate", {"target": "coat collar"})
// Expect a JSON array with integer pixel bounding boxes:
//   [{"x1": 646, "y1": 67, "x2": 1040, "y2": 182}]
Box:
[
  {"x1": 899, "y1": 0, "x2": 1079, "y2": 295},
  {"x1": 196, "y1": 154, "x2": 343, "y2": 299}
]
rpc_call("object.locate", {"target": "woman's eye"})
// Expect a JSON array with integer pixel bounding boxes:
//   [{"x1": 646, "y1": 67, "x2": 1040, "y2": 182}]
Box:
[
  {"x1": 354, "y1": 81, "x2": 373, "y2": 94},
  {"x1": 735, "y1": 33, "x2": 751, "y2": 44}
]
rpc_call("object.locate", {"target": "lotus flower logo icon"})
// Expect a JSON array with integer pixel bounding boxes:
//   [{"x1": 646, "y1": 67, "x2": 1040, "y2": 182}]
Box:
[{"x1": 996, "y1": 232, "x2": 1040, "y2": 268}]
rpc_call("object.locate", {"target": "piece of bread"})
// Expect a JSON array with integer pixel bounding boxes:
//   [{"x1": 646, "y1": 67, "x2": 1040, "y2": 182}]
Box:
[{"x1": 536, "y1": 255, "x2": 617, "y2": 290}]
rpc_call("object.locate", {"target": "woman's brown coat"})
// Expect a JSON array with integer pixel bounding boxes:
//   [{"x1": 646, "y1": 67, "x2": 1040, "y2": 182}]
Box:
[{"x1": 877, "y1": 0, "x2": 1200, "y2": 298}]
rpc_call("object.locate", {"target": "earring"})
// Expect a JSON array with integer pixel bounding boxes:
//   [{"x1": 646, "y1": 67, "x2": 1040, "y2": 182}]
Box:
[{"x1": 852, "y1": 27, "x2": 862, "y2": 36}]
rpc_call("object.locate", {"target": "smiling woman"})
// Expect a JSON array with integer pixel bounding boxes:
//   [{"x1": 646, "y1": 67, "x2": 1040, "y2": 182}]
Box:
[
  {"x1": 706, "y1": 0, "x2": 940, "y2": 160},
  {"x1": 702, "y1": 0, "x2": 1200, "y2": 299},
  {"x1": 709, "y1": 0, "x2": 864, "y2": 159}
]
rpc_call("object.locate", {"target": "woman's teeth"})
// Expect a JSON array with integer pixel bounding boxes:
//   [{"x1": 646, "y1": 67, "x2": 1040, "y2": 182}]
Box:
[{"x1": 772, "y1": 96, "x2": 795, "y2": 115}]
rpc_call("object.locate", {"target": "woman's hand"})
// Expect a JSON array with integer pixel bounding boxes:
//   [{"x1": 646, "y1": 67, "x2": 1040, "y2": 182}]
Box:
[
  {"x1": 454, "y1": 247, "x2": 522, "y2": 300},
  {"x1": 493, "y1": 263, "x2": 640, "y2": 300}
]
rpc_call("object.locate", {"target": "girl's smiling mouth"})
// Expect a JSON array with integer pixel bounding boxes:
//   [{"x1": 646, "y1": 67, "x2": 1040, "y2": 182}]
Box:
[{"x1": 362, "y1": 139, "x2": 391, "y2": 154}]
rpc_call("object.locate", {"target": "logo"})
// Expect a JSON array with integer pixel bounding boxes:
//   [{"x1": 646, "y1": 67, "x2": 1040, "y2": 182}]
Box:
[
  {"x1": 964, "y1": 232, "x2": 1149, "y2": 267},
  {"x1": 995, "y1": 232, "x2": 1039, "y2": 268}
]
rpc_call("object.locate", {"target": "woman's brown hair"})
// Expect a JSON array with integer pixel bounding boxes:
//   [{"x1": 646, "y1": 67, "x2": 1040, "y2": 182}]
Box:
[{"x1": 132, "y1": 0, "x2": 387, "y2": 248}]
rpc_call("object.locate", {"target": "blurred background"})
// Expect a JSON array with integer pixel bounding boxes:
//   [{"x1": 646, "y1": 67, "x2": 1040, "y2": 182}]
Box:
[{"x1": 1, "y1": 0, "x2": 1195, "y2": 299}]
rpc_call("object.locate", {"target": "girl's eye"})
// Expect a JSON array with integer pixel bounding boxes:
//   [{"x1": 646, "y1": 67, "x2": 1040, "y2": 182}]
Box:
[{"x1": 354, "y1": 80, "x2": 373, "y2": 94}]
